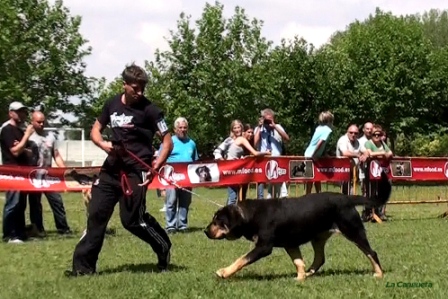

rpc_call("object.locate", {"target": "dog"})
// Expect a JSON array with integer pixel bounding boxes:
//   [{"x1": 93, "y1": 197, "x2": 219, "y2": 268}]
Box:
[
  {"x1": 195, "y1": 165, "x2": 212, "y2": 182},
  {"x1": 204, "y1": 170, "x2": 391, "y2": 281}
]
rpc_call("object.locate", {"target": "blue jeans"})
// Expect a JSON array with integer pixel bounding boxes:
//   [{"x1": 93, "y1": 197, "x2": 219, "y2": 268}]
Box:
[
  {"x1": 165, "y1": 188, "x2": 192, "y2": 231},
  {"x1": 226, "y1": 185, "x2": 248, "y2": 205},
  {"x1": 257, "y1": 183, "x2": 282, "y2": 199},
  {"x1": 28, "y1": 191, "x2": 71, "y2": 232},
  {"x1": 2, "y1": 191, "x2": 27, "y2": 241}
]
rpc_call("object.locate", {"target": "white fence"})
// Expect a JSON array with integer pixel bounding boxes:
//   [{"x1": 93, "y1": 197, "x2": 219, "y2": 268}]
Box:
[
  {"x1": 0, "y1": 140, "x2": 107, "y2": 167},
  {"x1": 54, "y1": 140, "x2": 107, "y2": 167}
]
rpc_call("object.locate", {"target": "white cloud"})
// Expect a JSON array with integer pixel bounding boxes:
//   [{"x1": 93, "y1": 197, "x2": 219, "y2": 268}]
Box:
[{"x1": 47, "y1": 0, "x2": 446, "y2": 83}]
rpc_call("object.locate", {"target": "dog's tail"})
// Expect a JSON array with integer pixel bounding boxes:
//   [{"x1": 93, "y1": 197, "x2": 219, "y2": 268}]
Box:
[{"x1": 341, "y1": 170, "x2": 392, "y2": 209}]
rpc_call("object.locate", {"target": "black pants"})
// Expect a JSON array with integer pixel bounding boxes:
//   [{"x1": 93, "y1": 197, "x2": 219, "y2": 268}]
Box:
[
  {"x1": 71, "y1": 170, "x2": 172, "y2": 274},
  {"x1": 28, "y1": 191, "x2": 71, "y2": 232}
]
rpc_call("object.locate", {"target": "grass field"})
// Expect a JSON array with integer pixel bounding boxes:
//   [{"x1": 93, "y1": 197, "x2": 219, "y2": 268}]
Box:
[{"x1": 1, "y1": 184, "x2": 448, "y2": 299}]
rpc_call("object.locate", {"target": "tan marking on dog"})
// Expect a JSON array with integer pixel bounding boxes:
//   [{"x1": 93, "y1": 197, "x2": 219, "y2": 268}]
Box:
[
  {"x1": 81, "y1": 188, "x2": 91, "y2": 208},
  {"x1": 367, "y1": 254, "x2": 383, "y2": 278},
  {"x1": 208, "y1": 224, "x2": 229, "y2": 239},
  {"x1": 215, "y1": 254, "x2": 250, "y2": 279},
  {"x1": 285, "y1": 248, "x2": 306, "y2": 281}
]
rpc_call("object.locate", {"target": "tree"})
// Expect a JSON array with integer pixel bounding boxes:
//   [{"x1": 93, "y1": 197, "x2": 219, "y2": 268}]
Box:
[
  {"x1": 318, "y1": 8, "x2": 446, "y2": 151},
  {"x1": 0, "y1": 0, "x2": 92, "y2": 122},
  {"x1": 146, "y1": 1, "x2": 274, "y2": 154}
]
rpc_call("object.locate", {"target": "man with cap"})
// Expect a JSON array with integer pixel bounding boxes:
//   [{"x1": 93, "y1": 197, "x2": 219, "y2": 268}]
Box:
[{"x1": 0, "y1": 101, "x2": 35, "y2": 243}]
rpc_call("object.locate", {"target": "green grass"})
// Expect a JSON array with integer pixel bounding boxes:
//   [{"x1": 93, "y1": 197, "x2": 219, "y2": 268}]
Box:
[{"x1": 1, "y1": 184, "x2": 448, "y2": 299}]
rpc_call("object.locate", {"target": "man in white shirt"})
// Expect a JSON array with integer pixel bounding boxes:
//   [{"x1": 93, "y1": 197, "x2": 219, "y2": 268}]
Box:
[
  {"x1": 254, "y1": 108, "x2": 289, "y2": 199},
  {"x1": 357, "y1": 122, "x2": 373, "y2": 196},
  {"x1": 336, "y1": 124, "x2": 369, "y2": 195}
]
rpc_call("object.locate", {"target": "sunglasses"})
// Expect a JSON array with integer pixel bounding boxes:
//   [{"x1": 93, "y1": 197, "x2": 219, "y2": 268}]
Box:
[
  {"x1": 348, "y1": 131, "x2": 358, "y2": 135},
  {"x1": 373, "y1": 132, "x2": 383, "y2": 137}
]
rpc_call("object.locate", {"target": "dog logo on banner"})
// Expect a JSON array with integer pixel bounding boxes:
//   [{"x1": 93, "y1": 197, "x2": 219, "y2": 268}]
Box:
[
  {"x1": 370, "y1": 160, "x2": 389, "y2": 178},
  {"x1": 28, "y1": 169, "x2": 61, "y2": 189},
  {"x1": 265, "y1": 160, "x2": 287, "y2": 180},
  {"x1": 158, "y1": 165, "x2": 186, "y2": 186}
]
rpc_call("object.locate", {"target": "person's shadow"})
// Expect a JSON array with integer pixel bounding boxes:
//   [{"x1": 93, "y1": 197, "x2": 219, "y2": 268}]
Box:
[{"x1": 98, "y1": 263, "x2": 187, "y2": 275}]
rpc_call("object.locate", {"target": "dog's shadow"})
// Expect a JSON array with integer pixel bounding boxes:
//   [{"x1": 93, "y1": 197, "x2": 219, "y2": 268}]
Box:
[
  {"x1": 178, "y1": 227, "x2": 204, "y2": 234},
  {"x1": 98, "y1": 263, "x2": 187, "y2": 275},
  {"x1": 230, "y1": 268, "x2": 387, "y2": 281}
]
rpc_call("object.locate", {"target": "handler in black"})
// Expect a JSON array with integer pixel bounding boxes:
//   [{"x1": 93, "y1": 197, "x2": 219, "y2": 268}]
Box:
[{"x1": 66, "y1": 64, "x2": 174, "y2": 277}]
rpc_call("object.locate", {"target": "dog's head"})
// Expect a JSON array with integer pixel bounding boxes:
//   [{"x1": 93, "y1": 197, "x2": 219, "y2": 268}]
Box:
[
  {"x1": 195, "y1": 166, "x2": 212, "y2": 182},
  {"x1": 204, "y1": 204, "x2": 246, "y2": 240}
]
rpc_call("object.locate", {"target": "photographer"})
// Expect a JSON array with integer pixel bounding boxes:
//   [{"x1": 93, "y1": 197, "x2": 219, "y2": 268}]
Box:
[{"x1": 254, "y1": 108, "x2": 289, "y2": 199}]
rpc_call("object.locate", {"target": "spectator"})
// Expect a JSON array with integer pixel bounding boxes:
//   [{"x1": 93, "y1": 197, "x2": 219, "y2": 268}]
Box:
[
  {"x1": 163, "y1": 117, "x2": 198, "y2": 234},
  {"x1": 336, "y1": 124, "x2": 369, "y2": 195},
  {"x1": 254, "y1": 108, "x2": 289, "y2": 199},
  {"x1": 240, "y1": 124, "x2": 255, "y2": 200},
  {"x1": 0, "y1": 101, "x2": 34, "y2": 244},
  {"x1": 213, "y1": 120, "x2": 243, "y2": 160},
  {"x1": 213, "y1": 119, "x2": 243, "y2": 205},
  {"x1": 358, "y1": 122, "x2": 373, "y2": 196},
  {"x1": 27, "y1": 111, "x2": 72, "y2": 237},
  {"x1": 304, "y1": 111, "x2": 334, "y2": 194},
  {"x1": 226, "y1": 124, "x2": 270, "y2": 205},
  {"x1": 362, "y1": 124, "x2": 393, "y2": 222}
]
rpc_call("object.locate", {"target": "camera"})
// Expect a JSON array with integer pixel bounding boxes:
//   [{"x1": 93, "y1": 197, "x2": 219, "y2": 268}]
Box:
[{"x1": 263, "y1": 118, "x2": 272, "y2": 125}]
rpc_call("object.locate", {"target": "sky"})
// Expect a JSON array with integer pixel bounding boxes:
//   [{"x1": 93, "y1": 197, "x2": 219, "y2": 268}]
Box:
[
  {"x1": 48, "y1": 0, "x2": 446, "y2": 122},
  {"x1": 51, "y1": 0, "x2": 447, "y2": 83}
]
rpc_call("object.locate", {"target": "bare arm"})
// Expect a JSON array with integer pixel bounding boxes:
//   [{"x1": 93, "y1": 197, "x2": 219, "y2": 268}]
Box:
[
  {"x1": 9, "y1": 125, "x2": 34, "y2": 157},
  {"x1": 238, "y1": 137, "x2": 269, "y2": 157},
  {"x1": 153, "y1": 132, "x2": 173, "y2": 171},
  {"x1": 53, "y1": 149, "x2": 66, "y2": 168},
  {"x1": 90, "y1": 120, "x2": 113, "y2": 153},
  {"x1": 273, "y1": 124, "x2": 290, "y2": 142}
]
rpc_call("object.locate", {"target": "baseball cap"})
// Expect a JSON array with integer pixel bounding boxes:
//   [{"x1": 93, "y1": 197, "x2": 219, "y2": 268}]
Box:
[{"x1": 8, "y1": 101, "x2": 29, "y2": 111}]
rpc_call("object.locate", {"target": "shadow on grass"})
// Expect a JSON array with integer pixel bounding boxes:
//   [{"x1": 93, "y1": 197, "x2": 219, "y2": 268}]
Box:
[
  {"x1": 98, "y1": 263, "x2": 187, "y2": 275},
  {"x1": 173, "y1": 227, "x2": 205, "y2": 234},
  {"x1": 227, "y1": 268, "x2": 388, "y2": 281}
]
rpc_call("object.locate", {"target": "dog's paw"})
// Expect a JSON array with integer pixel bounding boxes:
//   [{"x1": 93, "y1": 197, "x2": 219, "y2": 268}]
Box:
[
  {"x1": 305, "y1": 269, "x2": 316, "y2": 277},
  {"x1": 373, "y1": 272, "x2": 384, "y2": 279},
  {"x1": 215, "y1": 268, "x2": 229, "y2": 279},
  {"x1": 296, "y1": 273, "x2": 307, "y2": 282}
]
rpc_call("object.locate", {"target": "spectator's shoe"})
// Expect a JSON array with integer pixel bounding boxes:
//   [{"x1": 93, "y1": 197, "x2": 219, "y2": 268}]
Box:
[
  {"x1": 157, "y1": 250, "x2": 170, "y2": 272},
  {"x1": 58, "y1": 229, "x2": 74, "y2": 236},
  {"x1": 8, "y1": 238, "x2": 24, "y2": 244}
]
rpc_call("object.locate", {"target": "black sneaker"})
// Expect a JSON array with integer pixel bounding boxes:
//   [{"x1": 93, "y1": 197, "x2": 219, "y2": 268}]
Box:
[
  {"x1": 157, "y1": 250, "x2": 170, "y2": 272},
  {"x1": 58, "y1": 229, "x2": 73, "y2": 235},
  {"x1": 64, "y1": 269, "x2": 95, "y2": 278}
]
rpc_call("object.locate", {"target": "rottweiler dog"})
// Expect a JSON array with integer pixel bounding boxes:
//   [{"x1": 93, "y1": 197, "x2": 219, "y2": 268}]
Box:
[
  {"x1": 204, "y1": 170, "x2": 391, "y2": 281},
  {"x1": 195, "y1": 165, "x2": 212, "y2": 182}
]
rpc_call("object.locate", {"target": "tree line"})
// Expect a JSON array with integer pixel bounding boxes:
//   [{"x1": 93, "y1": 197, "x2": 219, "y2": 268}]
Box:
[{"x1": 2, "y1": 1, "x2": 448, "y2": 157}]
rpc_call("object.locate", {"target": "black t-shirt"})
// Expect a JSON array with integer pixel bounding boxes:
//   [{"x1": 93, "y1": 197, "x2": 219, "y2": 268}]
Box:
[
  {"x1": 0, "y1": 123, "x2": 31, "y2": 165},
  {"x1": 98, "y1": 94, "x2": 169, "y2": 172}
]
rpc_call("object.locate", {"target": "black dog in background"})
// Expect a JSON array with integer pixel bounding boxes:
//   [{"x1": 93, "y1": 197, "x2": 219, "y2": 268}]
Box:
[
  {"x1": 195, "y1": 165, "x2": 212, "y2": 182},
  {"x1": 205, "y1": 170, "x2": 391, "y2": 281}
]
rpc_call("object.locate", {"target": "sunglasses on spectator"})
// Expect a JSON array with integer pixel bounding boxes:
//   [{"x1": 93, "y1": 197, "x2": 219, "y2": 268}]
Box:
[
  {"x1": 348, "y1": 131, "x2": 358, "y2": 135},
  {"x1": 373, "y1": 132, "x2": 383, "y2": 137}
]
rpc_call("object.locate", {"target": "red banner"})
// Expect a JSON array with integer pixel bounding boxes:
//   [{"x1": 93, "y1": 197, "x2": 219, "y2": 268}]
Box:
[
  {"x1": 368, "y1": 157, "x2": 448, "y2": 181},
  {"x1": 2, "y1": 156, "x2": 447, "y2": 192},
  {"x1": 0, "y1": 156, "x2": 351, "y2": 192}
]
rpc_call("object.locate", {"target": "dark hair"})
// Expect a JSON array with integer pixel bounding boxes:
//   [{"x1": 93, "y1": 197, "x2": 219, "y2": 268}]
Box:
[
  {"x1": 122, "y1": 63, "x2": 148, "y2": 85},
  {"x1": 244, "y1": 123, "x2": 253, "y2": 131}
]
